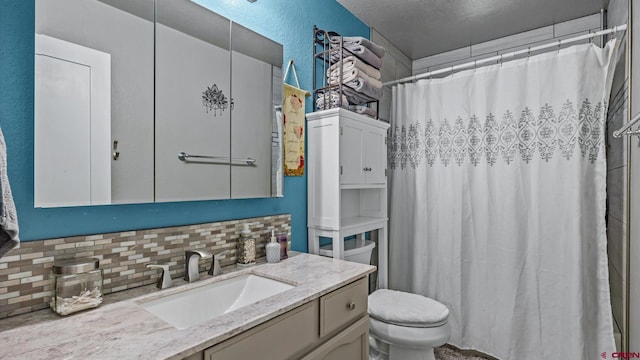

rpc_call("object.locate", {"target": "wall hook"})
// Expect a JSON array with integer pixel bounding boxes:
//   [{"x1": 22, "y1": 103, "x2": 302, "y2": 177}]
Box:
[{"x1": 112, "y1": 140, "x2": 120, "y2": 160}]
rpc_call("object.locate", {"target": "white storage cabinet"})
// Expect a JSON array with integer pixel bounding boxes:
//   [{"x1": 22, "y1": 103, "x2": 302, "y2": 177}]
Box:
[{"x1": 307, "y1": 108, "x2": 390, "y2": 288}]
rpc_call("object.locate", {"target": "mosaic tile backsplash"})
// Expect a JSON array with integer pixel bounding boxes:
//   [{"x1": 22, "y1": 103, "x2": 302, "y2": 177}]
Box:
[{"x1": 0, "y1": 214, "x2": 291, "y2": 319}]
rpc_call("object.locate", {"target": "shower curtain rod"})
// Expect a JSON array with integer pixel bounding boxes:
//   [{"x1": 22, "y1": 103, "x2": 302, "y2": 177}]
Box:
[
  {"x1": 383, "y1": 24, "x2": 628, "y2": 87},
  {"x1": 613, "y1": 112, "x2": 640, "y2": 138}
]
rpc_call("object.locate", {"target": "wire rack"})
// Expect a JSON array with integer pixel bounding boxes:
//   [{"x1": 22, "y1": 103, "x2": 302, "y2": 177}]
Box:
[{"x1": 312, "y1": 25, "x2": 379, "y2": 115}]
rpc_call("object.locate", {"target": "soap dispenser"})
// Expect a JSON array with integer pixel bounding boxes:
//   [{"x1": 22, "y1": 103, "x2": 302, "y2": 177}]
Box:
[
  {"x1": 237, "y1": 223, "x2": 256, "y2": 266},
  {"x1": 266, "y1": 230, "x2": 280, "y2": 263}
]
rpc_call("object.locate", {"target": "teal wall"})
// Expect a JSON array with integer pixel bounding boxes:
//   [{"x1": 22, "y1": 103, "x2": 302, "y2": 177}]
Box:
[{"x1": 0, "y1": 0, "x2": 369, "y2": 249}]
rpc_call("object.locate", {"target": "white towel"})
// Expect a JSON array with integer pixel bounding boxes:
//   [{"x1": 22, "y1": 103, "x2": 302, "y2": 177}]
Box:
[
  {"x1": 344, "y1": 77, "x2": 383, "y2": 101},
  {"x1": 331, "y1": 36, "x2": 386, "y2": 59},
  {"x1": 329, "y1": 68, "x2": 383, "y2": 89},
  {"x1": 330, "y1": 45, "x2": 383, "y2": 69},
  {"x1": 316, "y1": 91, "x2": 349, "y2": 110},
  {"x1": 327, "y1": 56, "x2": 381, "y2": 80},
  {"x1": 349, "y1": 105, "x2": 378, "y2": 119},
  {"x1": 0, "y1": 128, "x2": 19, "y2": 259}
]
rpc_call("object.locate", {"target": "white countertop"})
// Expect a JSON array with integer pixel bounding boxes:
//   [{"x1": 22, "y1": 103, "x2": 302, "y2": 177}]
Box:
[{"x1": 0, "y1": 253, "x2": 375, "y2": 360}]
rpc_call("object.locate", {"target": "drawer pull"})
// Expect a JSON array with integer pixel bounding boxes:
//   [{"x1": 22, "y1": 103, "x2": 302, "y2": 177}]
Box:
[{"x1": 347, "y1": 302, "x2": 356, "y2": 310}]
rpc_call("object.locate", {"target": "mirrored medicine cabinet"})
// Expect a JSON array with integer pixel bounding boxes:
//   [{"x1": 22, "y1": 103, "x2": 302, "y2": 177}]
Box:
[{"x1": 34, "y1": 0, "x2": 284, "y2": 208}]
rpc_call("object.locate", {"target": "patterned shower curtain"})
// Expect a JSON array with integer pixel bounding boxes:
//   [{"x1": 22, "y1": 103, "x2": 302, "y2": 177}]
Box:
[{"x1": 388, "y1": 40, "x2": 619, "y2": 359}]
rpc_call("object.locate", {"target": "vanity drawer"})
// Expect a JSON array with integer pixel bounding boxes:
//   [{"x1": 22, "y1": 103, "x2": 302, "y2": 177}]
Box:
[{"x1": 319, "y1": 277, "x2": 368, "y2": 337}]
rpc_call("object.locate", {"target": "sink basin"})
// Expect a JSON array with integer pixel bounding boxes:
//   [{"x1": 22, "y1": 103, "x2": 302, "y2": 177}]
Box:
[{"x1": 140, "y1": 274, "x2": 294, "y2": 329}]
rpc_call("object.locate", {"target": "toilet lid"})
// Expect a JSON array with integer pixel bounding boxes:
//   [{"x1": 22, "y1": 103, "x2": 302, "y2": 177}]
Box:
[{"x1": 368, "y1": 289, "x2": 449, "y2": 328}]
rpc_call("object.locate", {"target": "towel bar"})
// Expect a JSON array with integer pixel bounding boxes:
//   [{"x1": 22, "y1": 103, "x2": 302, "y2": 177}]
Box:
[{"x1": 177, "y1": 152, "x2": 256, "y2": 166}]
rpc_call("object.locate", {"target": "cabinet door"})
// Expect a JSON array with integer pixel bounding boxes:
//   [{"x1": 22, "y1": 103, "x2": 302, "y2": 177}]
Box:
[
  {"x1": 340, "y1": 123, "x2": 365, "y2": 185},
  {"x1": 204, "y1": 300, "x2": 319, "y2": 360},
  {"x1": 301, "y1": 316, "x2": 369, "y2": 360},
  {"x1": 364, "y1": 128, "x2": 387, "y2": 184}
]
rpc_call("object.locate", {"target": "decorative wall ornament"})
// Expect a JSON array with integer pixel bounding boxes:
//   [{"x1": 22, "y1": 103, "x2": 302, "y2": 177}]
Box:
[
  {"x1": 202, "y1": 84, "x2": 234, "y2": 116},
  {"x1": 282, "y1": 59, "x2": 310, "y2": 176}
]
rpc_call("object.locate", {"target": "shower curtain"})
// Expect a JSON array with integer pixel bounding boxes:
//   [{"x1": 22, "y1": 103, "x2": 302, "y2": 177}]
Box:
[{"x1": 388, "y1": 40, "x2": 619, "y2": 359}]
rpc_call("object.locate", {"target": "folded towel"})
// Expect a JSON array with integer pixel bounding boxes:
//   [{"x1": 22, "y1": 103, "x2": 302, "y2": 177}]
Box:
[
  {"x1": 349, "y1": 105, "x2": 378, "y2": 119},
  {"x1": 316, "y1": 91, "x2": 349, "y2": 110},
  {"x1": 345, "y1": 90, "x2": 373, "y2": 105},
  {"x1": 330, "y1": 45, "x2": 383, "y2": 69},
  {"x1": 329, "y1": 68, "x2": 383, "y2": 89},
  {"x1": 331, "y1": 36, "x2": 385, "y2": 59},
  {"x1": 344, "y1": 77, "x2": 383, "y2": 101},
  {"x1": 327, "y1": 56, "x2": 381, "y2": 80},
  {"x1": 0, "y1": 128, "x2": 18, "y2": 259}
]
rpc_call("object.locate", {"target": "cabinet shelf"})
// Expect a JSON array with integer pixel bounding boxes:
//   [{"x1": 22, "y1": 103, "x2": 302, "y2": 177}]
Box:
[{"x1": 340, "y1": 216, "x2": 387, "y2": 231}]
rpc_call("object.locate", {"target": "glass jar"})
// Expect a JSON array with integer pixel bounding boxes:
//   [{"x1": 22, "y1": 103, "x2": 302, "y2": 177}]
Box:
[
  {"x1": 50, "y1": 258, "x2": 103, "y2": 316},
  {"x1": 237, "y1": 237, "x2": 256, "y2": 266}
]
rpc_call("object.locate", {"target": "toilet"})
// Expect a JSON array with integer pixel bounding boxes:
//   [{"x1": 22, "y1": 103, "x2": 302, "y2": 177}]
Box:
[{"x1": 368, "y1": 289, "x2": 451, "y2": 360}]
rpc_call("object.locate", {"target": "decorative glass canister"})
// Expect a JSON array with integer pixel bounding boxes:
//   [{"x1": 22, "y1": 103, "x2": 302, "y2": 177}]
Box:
[
  {"x1": 50, "y1": 258, "x2": 103, "y2": 316},
  {"x1": 236, "y1": 223, "x2": 256, "y2": 266}
]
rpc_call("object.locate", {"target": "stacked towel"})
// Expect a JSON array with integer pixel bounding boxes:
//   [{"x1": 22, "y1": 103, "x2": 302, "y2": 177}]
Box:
[
  {"x1": 327, "y1": 56, "x2": 381, "y2": 81},
  {"x1": 318, "y1": 35, "x2": 384, "y2": 115},
  {"x1": 316, "y1": 91, "x2": 348, "y2": 110},
  {"x1": 329, "y1": 68, "x2": 383, "y2": 90},
  {"x1": 343, "y1": 77, "x2": 383, "y2": 101},
  {"x1": 330, "y1": 44, "x2": 382, "y2": 69},
  {"x1": 329, "y1": 36, "x2": 385, "y2": 69},
  {"x1": 337, "y1": 36, "x2": 386, "y2": 58}
]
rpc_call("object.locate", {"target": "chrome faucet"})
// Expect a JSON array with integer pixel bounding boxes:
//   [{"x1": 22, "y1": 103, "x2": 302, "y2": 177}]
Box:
[
  {"x1": 146, "y1": 263, "x2": 173, "y2": 289},
  {"x1": 208, "y1": 250, "x2": 230, "y2": 277},
  {"x1": 184, "y1": 250, "x2": 212, "y2": 282}
]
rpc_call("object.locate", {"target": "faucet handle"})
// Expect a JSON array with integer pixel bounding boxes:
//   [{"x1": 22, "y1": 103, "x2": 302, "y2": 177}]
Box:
[
  {"x1": 146, "y1": 264, "x2": 173, "y2": 289},
  {"x1": 208, "y1": 250, "x2": 230, "y2": 276},
  {"x1": 186, "y1": 249, "x2": 212, "y2": 259}
]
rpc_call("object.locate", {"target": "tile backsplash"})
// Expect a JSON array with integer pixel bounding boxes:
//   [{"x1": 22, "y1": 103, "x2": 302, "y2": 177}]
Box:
[{"x1": 0, "y1": 214, "x2": 290, "y2": 319}]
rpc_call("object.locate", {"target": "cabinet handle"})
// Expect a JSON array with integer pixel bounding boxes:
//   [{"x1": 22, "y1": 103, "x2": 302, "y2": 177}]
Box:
[
  {"x1": 363, "y1": 167, "x2": 372, "y2": 172},
  {"x1": 347, "y1": 302, "x2": 356, "y2": 310}
]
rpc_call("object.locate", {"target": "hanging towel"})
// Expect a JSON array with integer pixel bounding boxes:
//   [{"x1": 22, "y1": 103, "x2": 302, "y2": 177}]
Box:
[
  {"x1": 331, "y1": 36, "x2": 386, "y2": 59},
  {"x1": 327, "y1": 55, "x2": 381, "y2": 80},
  {"x1": 329, "y1": 68, "x2": 383, "y2": 89},
  {"x1": 330, "y1": 45, "x2": 383, "y2": 69},
  {"x1": 0, "y1": 128, "x2": 18, "y2": 259}
]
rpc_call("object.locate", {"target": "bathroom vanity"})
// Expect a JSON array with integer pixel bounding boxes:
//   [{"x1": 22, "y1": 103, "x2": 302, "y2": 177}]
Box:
[{"x1": 0, "y1": 253, "x2": 374, "y2": 360}]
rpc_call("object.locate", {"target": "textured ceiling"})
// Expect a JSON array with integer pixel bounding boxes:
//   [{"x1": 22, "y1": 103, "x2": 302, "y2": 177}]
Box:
[{"x1": 337, "y1": 0, "x2": 610, "y2": 59}]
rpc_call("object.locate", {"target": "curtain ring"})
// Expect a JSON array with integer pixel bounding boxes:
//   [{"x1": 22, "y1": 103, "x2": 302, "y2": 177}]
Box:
[
  {"x1": 450, "y1": 65, "x2": 454, "y2": 77},
  {"x1": 499, "y1": 54, "x2": 503, "y2": 67},
  {"x1": 557, "y1": 39, "x2": 562, "y2": 53},
  {"x1": 527, "y1": 47, "x2": 531, "y2": 58},
  {"x1": 474, "y1": 60, "x2": 477, "y2": 72}
]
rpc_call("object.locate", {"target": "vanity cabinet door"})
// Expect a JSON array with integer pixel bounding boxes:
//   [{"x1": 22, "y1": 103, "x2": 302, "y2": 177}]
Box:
[
  {"x1": 301, "y1": 316, "x2": 369, "y2": 360},
  {"x1": 204, "y1": 300, "x2": 319, "y2": 360}
]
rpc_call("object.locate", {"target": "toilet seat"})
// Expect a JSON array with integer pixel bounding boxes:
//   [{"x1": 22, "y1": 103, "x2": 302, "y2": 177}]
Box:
[{"x1": 368, "y1": 289, "x2": 449, "y2": 328}]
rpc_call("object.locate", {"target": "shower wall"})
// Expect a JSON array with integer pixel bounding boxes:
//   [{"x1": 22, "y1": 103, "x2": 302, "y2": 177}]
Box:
[
  {"x1": 411, "y1": 13, "x2": 603, "y2": 76},
  {"x1": 607, "y1": 0, "x2": 629, "y2": 351},
  {"x1": 370, "y1": 29, "x2": 411, "y2": 122},
  {"x1": 607, "y1": 56, "x2": 628, "y2": 350}
]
